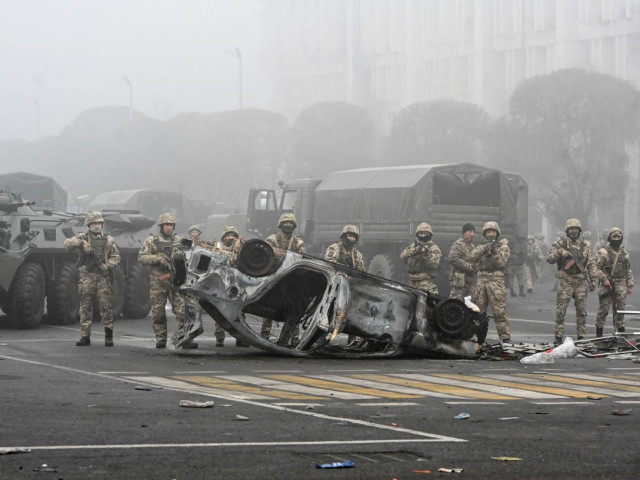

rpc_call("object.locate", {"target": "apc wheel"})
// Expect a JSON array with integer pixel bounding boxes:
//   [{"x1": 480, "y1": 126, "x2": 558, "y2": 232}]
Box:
[
  {"x1": 92, "y1": 265, "x2": 125, "y2": 322},
  {"x1": 123, "y1": 262, "x2": 151, "y2": 319},
  {"x1": 47, "y1": 263, "x2": 80, "y2": 325},
  {"x1": 9, "y1": 262, "x2": 45, "y2": 329},
  {"x1": 367, "y1": 254, "x2": 396, "y2": 280}
]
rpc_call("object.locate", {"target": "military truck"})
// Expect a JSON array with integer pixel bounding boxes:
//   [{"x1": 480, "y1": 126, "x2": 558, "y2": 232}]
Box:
[
  {"x1": 0, "y1": 191, "x2": 153, "y2": 329},
  {"x1": 246, "y1": 163, "x2": 528, "y2": 295}
]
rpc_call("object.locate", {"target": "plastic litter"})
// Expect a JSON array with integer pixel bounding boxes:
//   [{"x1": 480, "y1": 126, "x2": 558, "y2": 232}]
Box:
[
  {"x1": 520, "y1": 337, "x2": 578, "y2": 364},
  {"x1": 135, "y1": 386, "x2": 152, "y2": 391},
  {"x1": 454, "y1": 412, "x2": 470, "y2": 420},
  {"x1": 233, "y1": 414, "x2": 250, "y2": 421},
  {"x1": 499, "y1": 417, "x2": 519, "y2": 420},
  {"x1": 0, "y1": 447, "x2": 31, "y2": 455},
  {"x1": 316, "y1": 461, "x2": 354, "y2": 469},
  {"x1": 438, "y1": 467, "x2": 463, "y2": 473},
  {"x1": 412, "y1": 470, "x2": 431, "y2": 473},
  {"x1": 612, "y1": 408, "x2": 632, "y2": 416},
  {"x1": 179, "y1": 400, "x2": 214, "y2": 408},
  {"x1": 491, "y1": 456, "x2": 522, "y2": 461}
]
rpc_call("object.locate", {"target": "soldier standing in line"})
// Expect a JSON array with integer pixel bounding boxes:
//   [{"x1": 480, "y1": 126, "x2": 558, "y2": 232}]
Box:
[
  {"x1": 546, "y1": 218, "x2": 602, "y2": 345},
  {"x1": 187, "y1": 225, "x2": 202, "y2": 241},
  {"x1": 508, "y1": 237, "x2": 527, "y2": 298},
  {"x1": 261, "y1": 213, "x2": 306, "y2": 344},
  {"x1": 138, "y1": 213, "x2": 197, "y2": 349},
  {"x1": 471, "y1": 221, "x2": 512, "y2": 343},
  {"x1": 65, "y1": 211, "x2": 120, "y2": 347},
  {"x1": 524, "y1": 234, "x2": 542, "y2": 293},
  {"x1": 400, "y1": 222, "x2": 441, "y2": 294},
  {"x1": 594, "y1": 228, "x2": 611, "y2": 252},
  {"x1": 595, "y1": 227, "x2": 634, "y2": 336},
  {"x1": 448, "y1": 223, "x2": 477, "y2": 301}
]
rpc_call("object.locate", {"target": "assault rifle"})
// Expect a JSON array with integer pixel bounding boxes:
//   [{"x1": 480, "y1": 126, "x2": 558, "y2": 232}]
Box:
[
  {"x1": 598, "y1": 277, "x2": 616, "y2": 300},
  {"x1": 556, "y1": 241, "x2": 591, "y2": 285},
  {"x1": 86, "y1": 247, "x2": 112, "y2": 289}
]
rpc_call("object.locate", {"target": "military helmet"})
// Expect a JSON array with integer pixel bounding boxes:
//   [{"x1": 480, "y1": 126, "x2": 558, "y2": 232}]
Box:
[
  {"x1": 527, "y1": 234, "x2": 535, "y2": 241},
  {"x1": 564, "y1": 218, "x2": 582, "y2": 232},
  {"x1": 416, "y1": 222, "x2": 433, "y2": 235},
  {"x1": 536, "y1": 233, "x2": 545, "y2": 241},
  {"x1": 157, "y1": 212, "x2": 176, "y2": 226},
  {"x1": 340, "y1": 224, "x2": 360, "y2": 240},
  {"x1": 482, "y1": 221, "x2": 501, "y2": 236},
  {"x1": 187, "y1": 225, "x2": 202, "y2": 234},
  {"x1": 278, "y1": 213, "x2": 297, "y2": 228},
  {"x1": 221, "y1": 225, "x2": 239, "y2": 240},
  {"x1": 84, "y1": 211, "x2": 104, "y2": 226},
  {"x1": 582, "y1": 230, "x2": 592, "y2": 240},
  {"x1": 608, "y1": 227, "x2": 623, "y2": 240}
]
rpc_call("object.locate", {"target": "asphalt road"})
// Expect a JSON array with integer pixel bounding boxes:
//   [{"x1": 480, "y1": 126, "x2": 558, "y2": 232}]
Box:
[{"x1": 1, "y1": 276, "x2": 639, "y2": 479}]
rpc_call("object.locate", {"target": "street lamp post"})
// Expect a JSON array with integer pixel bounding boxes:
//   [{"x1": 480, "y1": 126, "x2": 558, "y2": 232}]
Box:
[
  {"x1": 226, "y1": 47, "x2": 243, "y2": 109},
  {"x1": 122, "y1": 76, "x2": 133, "y2": 123}
]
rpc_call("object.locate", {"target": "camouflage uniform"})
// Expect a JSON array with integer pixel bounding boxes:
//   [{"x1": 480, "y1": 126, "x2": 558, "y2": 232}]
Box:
[
  {"x1": 325, "y1": 225, "x2": 365, "y2": 271},
  {"x1": 524, "y1": 235, "x2": 542, "y2": 292},
  {"x1": 595, "y1": 227, "x2": 634, "y2": 334},
  {"x1": 546, "y1": 218, "x2": 602, "y2": 342},
  {"x1": 447, "y1": 224, "x2": 477, "y2": 301},
  {"x1": 137, "y1": 213, "x2": 186, "y2": 347},
  {"x1": 400, "y1": 222, "x2": 441, "y2": 295},
  {"x1": 508, "y1": 237, "x2": 527, "y2": 297},
  {"x1": 64, "y1": 211, "x2": 120, "y2": 346},
  {"x1": 261, "y1": 213, "x2": 306, "y2": 341},
  {"x1": 471, "y1": 221, "x2": 512, "y2": 342}
]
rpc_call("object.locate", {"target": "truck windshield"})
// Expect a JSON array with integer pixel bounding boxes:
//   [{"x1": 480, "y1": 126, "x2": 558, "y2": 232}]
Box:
[{"x1": 281, "y1": 190, "x2": 297, "y2": 212}]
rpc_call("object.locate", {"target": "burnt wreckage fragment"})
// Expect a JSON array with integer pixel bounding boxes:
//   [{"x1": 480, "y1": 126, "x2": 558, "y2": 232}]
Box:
[{"x1": 171, "y1": 239, "x2": 488, "y2": 358}]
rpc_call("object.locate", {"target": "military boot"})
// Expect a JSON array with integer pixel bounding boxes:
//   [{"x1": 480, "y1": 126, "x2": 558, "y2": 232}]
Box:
[
  {"x1": 596, "y1": 327, "x2": 603, "y2": 337},
  {"x1": 510, "y1": 288, "x2": 517, "y2": 297},
  {"x1": 76, "y1": 336, "x2": 91, "y2": 346},
  {"x1": 104, "y1": 328, "x2": 114, "y2": 347},
  {"x1": 554, "y1": 336, "x2": 563, "y2": 346},
  {"x1": 519, "y1": 286, "x2": 526, "y2": 297}
]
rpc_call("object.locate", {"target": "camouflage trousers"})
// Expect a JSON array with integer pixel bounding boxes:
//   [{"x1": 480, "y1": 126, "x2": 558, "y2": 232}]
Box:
[
  {"x1": 214, "y1": 322, "x2": 226, "y2": 342},
  {"x1": 508, "y1": 265, "x2": 526, "y2": 290},
  {"x1": 149, "y1": 275, "x2": 185, "y2": 342},
  {"x1": 449, "y1": 275, "x2": 477, "y2": 301},
  {"x1": 78, "y1": 271, "x2": 113, "y2": 337},
  {"x1": 261, "y1": 318, "x2": 300, "y2": 342},
  {"x1": 555, "y1": 273, "x2": 588, "y2": 338},
  {"x1": 596, "y1": 282, "x2": 628, "y2": 331},
  {"x1": 473, "y1": 272, "x2": 511, "y2": 341},
  {"x1": 524, "y1": 265, "x2": 536, "y2": 290},
  {"x1": 408, "y1": 277, "x2": 438, "y2": 295}
]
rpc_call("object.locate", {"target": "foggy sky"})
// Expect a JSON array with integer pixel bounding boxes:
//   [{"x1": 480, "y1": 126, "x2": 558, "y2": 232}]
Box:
[{"x1": 0, "y1": 0, "x2": 268, "y2": 141}]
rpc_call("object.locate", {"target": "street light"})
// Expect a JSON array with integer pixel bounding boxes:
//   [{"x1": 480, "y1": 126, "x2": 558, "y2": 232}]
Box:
[
  {"x1": 122, "y1": 76, "x2": 133, "y2": 123},
  {"x1": 226, "y1": 47, "x2": 243, "y2": 109}
]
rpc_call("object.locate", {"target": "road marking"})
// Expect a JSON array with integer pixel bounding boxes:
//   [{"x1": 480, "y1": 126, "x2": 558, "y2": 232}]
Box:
[
  {"x1": 532, "y1": 402, "x2": 595, "y2": 405},
  {"x1": 554, "y1": 372, "x2": 640, "y2": 387},
  {"x1": 0, "y1": 354, "x2": 466, "y2": 442},
  {"x1": 445, "y1": 402, "x2": 507, "y2": 405},
  {"x1": 518, "y1": 373, "x2": 640, "y2": 393},
  {"x1": 0, "y1": 439, "x2": 462, "y2": 451},
  {"x1": 614, "y1": 401, "x2": 640, "y2": 404},
  {"x1": 272, "y1": 403, "x2": 324, "y2": 407},
  {"x1": 173, "y1": 371, "x2": 228, "y2": 374},
  {"x1": 380, "y1": 373, "x2": 536, "y2": 400},
  {"x1": 354, "y1": 402, "x2": 420, "y2": 407},
  {"x1": 125, "y1": 376, "x2": 275, "y2": 400},
  {"x1": 173, "y1": 375, "x2": 325, "y2": 400},
  {"x1": 253, "y1": 370, "x2": 303, "y2": 373},
  {"x1": 266, "y1": 375, "x2": 423, "y2": 399},
  {"x1": 217, "y1": 375, "x2": 376, "y2": 400},
  {"x1": 432, "y1": 374, "x2": 602, "y2": 399},
  {"x1": 99, "y1": 371, "x2": 149, "y2": 374},
  {"x1": 316, "y1": 375, "x2": 464, "y2": 399},
  {"x1": 487, "y1": 374, "x2": 637, "y2": 397}
]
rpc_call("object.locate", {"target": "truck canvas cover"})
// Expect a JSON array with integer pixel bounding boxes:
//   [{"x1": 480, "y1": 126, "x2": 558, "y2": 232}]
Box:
[{"x1": 0, "y1": 172, "x2": 68, "y2": 211}]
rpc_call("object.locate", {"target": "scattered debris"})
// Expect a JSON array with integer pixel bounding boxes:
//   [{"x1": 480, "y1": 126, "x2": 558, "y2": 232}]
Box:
[
  {"x1": 316, "y1": 461, "x2": 354, "y2": 469},
  {"x1": 438, "y1": 467, "x2": 463, "y2": 473},
  {"x1": 0, "y1": 447, "x2": 31, "y2": 455},
  {"x1": 305, "y1": 405, "x2": 314, "y2": 410},
  {"x1": 454, "y1": 413, "x2": 470, "y2": 420},
  {"x1": 587, "y1": 396, "x2": 603, "y2": 401},
  {"x1": 233, "y1": 414, "x2": 250, "y2": 421},
  {"x1": 611, "y1": 408, "x2": 632, "y2": 416},
  {"x1": 135, "y1": 386, "x2": 152, "y2": 391},
  {"x1": 179, "y1": 400, "x2": 214, "y2": 408},
  {"x1": 33, "y1": 464, "x2": 57, "y2": 472},
  {"x1": 412, "y1": 470, "x2": 431, "y2": 474},
  {"x1": 491, "y1": 457, "x2": 522, "y2": 461},
  {"x1": 499, "y1": 417, "x2": 519, "y2": 420}
]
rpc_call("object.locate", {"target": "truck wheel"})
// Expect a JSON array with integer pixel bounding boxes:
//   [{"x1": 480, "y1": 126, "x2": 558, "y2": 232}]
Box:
[
  {"x1": 47, "y1": 263, "x2": 80, "y2": 325},
  {"x1": 9, "y1": 262, "x2": 45, "y2": 329},
  {"x1": 367, "y1": 254, "x2": 396, "y2": 281},
  {"x1": 123, "y1": 262, "x2": 151, "y2": 319},
  {"x1": 92, "y1": 265, "x2": 125, "y2": 322}
]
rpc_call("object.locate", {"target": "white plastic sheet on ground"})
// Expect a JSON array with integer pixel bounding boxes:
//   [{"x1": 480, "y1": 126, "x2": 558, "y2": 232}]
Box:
[{"x1": 520, "y1": 337, "x2": 579, "y2": 364}]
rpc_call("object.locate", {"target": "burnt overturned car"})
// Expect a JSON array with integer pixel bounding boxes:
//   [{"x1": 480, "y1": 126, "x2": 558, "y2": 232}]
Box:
[{"x1": 171, "y1": 239, "x2": 489, "y2": 358}]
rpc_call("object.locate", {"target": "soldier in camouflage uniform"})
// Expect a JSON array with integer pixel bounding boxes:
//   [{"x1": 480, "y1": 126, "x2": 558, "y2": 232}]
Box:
[
  {"x1": 400, "y1": 222, "x2": 441, "y2": 295},
  {"x1": 524, "y1": 235, "x2": 542, "y2": 293},
  {"x1": 595, "y1": 227, "x2": 634, "y2": 336},
  {"x1": 187, "y1": 225, "x2": 202, "y2": 240},
  {"x1": 546, "y1": 218, "x2": 603, "y2": 344},
  {"x1": 594, "y1": 228, "x2": 611, "y2": 253},
  {"x1": 447, "y1": 223, "x2": 477, "y2": 301},
  {"x1": 471, "y1": 221, "x2": 512, "y2": 343},
  {"x1": 508, "y1": 237, "x2": 527, "y2": 297},
  {"x1": 138, "y1": 213, "x2": 196, "y2": 349},
  {"x1": 261, "y1": 213, "x2": 306, "y2": 343},
  {"x1": 325, "y1": 225, "x2": 365, "y2": 271},
  {"x1": 64, "y1": 211, "x2": 120, "y2": 347}
]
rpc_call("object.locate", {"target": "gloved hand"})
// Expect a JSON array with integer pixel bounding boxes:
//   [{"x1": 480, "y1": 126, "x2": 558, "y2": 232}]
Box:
[
  {"x1": 589, "y1": 282, "x2": 596, "y2": 292},
  {"x1": 99, "y1": 264, "x2": 110, "y2": 273},
  {"x1": 158, "y1": 256, "x2": 170, "y2": 269}
]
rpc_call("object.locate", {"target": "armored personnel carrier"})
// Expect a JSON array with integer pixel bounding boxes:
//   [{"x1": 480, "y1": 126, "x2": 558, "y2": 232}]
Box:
[{"x1": 0, "y1": 191, "x2": 153, "y2": 329}]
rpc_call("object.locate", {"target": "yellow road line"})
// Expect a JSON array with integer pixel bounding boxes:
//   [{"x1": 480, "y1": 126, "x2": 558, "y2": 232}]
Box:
[
  {"x1": 265, "y1": 375, "x2": 422, "y2": 399},
  {"x1": 434, "y1": 374, "x2": 606, "y2": 399},
  {"x1": 517, "y1": 374, "x2": 640, "y2": 392},
  {"x1": 353, "y1": 374, "x2": 519, "y2": 400},
  {"x1": 172, "y1": 376, "x2": 324, "y2": 400}
]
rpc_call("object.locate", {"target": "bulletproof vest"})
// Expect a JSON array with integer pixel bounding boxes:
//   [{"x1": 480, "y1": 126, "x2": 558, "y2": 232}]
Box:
[
  {"x1": 275, "y1": 232, "x2": 301, "y2": 252},
  {"x1": 336, "y1": 245, "x2": 357, "y2": 269},
  {"x1": 77, "y1": 232, "x2": 109, "y2": 271},
  {"x1": 407, "y1": 243, "x2": 438, "y2": 277},
  {"x1": 477, "y1": 240, "x2": 503, "y2": 273},
  {"x1": 603, "y1": 246, "x2": 628, "y2": 278},
  {"x1": 153, "y1": 233, "x2": 175, "y2": 259},
  {"x1": 557, "y1": 239, "x2": 585, "y2": 274}
]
